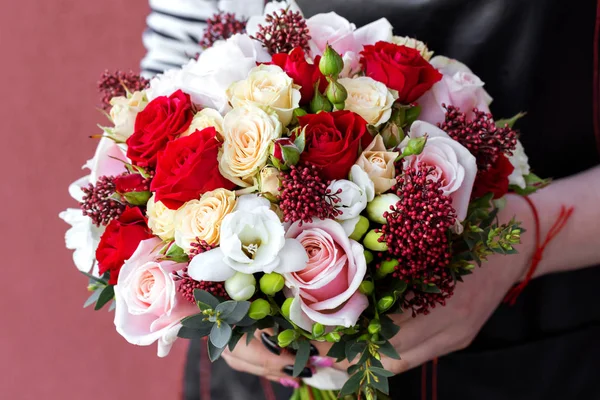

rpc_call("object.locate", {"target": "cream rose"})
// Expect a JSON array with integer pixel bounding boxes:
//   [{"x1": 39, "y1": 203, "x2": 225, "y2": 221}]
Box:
[
  {"x1": 339, "y1": 77, "x2": 398, "y2": 126},
  {"x1": 391, "y1": 36, "x2": 433, "y2": 61},
  {"x1": 146, "y1": 193, "x2": 177, "y2": 241},
  {"x1": 227, "y1": 65, "x2": 301, "y2": 126},
  {"x1": 182, "y1": 108, "x2": 224, "y2": 139},
  {"x1": 355, "y1": 135, "x2": 399, "y2": 194},
  {"x1": 219, "y1": 104, "x2": 282, "y2": 187},
  {"x1": 259, "y1": 166, "x2": 281, "y2": 200},
  {"x1": 174, "y1": 189, "x2": 237, "y2": 254},
  {"x1": 108, "y1": 91, "x2": 148, "y2": 142}
]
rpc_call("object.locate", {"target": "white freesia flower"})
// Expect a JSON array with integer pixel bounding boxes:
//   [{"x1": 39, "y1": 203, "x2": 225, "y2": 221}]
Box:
[
  {"x1": 188, "y1": 195, "x2": 308, "y2": 282},
  {"x1": 334, "y1": 165, "x2": 375, "y2": 235},
  {"x1": 339, "y1": 77, "x2": 398, "y2": 126},
  {"x1": 225, "y1": 272, "x2": 257, "y2": 301},
  {"x1": 508, "y1": 140, "x2": 531, "y2": 189},
  {"x1": 147, "y1": 34, "x2": 270, "y2": 114}
]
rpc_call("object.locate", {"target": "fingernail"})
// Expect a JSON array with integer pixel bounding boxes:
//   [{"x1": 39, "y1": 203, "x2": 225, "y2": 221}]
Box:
[
  {"x1": 279, "y1": 378, "x2": 300, "y2": 389},
  {"x1": 282, "y1": 365, "x2": 313, "y2": 378},
  {"x1": 309, "y1": 344, "x2": 319, "y2": 356},
  {"x1": 261, "y1": 332, "x2": 282, "y2": 356},
  {"x1": 310, "y1": 356, "x2": 334, "y2": 368}
]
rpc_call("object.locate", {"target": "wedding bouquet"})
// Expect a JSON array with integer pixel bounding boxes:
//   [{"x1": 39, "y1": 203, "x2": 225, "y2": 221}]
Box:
[{"x1": 61, "y1": 1, "x2": 547, "y2": 398}]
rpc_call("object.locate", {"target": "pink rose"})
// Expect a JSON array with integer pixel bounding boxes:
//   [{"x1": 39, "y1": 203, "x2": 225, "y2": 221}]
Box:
[
  {"x1": 283, "y1": 219, "x2": 369, "y2": 330},
  {"x1": 306, "y1": 13, "x2": 392, "y2": 76},
  {"x1": 403, "y1": 121, "x2": 477, "y2": 223},
  {"x1": 417, "y1": 56, "x2": 493, "y2": 125},
  {"x1": 114, "y1": 238, "x2": 197, "y2": 357},
  {"x1": 87, "y1": 137, "x2": 129, "y2": 183}
]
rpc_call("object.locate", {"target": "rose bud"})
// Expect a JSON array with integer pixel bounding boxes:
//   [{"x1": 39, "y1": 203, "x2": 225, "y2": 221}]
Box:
[
  {"x1": 366, "y1": 194, "x2": 401, "y2": 224},
  {"x1": 248, "y1": 299, "x2": 272, "y2": 320},
  {"x1": 364, "y1": 229, "x2": 388, "y2": 251},
  {"x1": 319, "y1": 44, "x2": 344, "y2": 77},
  {"x1": 259, "y1": 166, "x2": 282, "y2": 201},
  {"x1": 259, "y1": 272, "x2": 285, "y2": 295},
  {"x1": 326, "y1": 80, "x2": 348, "y2": 106},
  {"x1": 270, "y1": 137, "x2": 301, "y2": 170},
  {"x1": 402, "y1": 136, "x2": 428, "y2": 157},
  {"x1": 114, "y1": 173, "x2": 152, "y2": 206},
  {"x1": 309, "y1": 82, "x2": 333, "y2": 114},
  {"x1": 350, "y1": 215, "x2": 370, "y2": 241},
  {"x1": 224, "y1": 272, "x2": 256, "y2": 301}
]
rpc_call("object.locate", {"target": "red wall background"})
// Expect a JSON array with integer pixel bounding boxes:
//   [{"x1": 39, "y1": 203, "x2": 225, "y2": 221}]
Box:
[{"x1": 0, "y1": 1, "x2": 188, "y2": 398}]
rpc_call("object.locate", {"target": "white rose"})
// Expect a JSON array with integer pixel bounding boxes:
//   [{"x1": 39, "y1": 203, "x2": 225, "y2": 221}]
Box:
[
  {"x1": 183, "y1": 108, "x2": 224, "y2": 139},
  {"x1": 174, "y1": 189, "x2": 237, "y2": 254},
  {"x1": 228, "y1": 65, "x2": 301, "y2": 126},
  {"x1": 188, "y1": 195, "x2": 308, "y2": 282},
  {"x1": 508, "y1": 140, "x2": 531, "y2": 189},
  {"x1": 391, "y1": 36, "x2": 434, "y2": 61},
  {"x1": 339, "y1": 77, "x2": 398, "y2": 126},
  {"x1": 219, "y1": 104, "x2": 282, "y2": 187},
  {"x1": 108, "y1": 91, "x2": 148, "y2": 142},
  {"x1": 146, "y1": 194, "x2": 177, "y2": 241},
  {"x1": 146, "y1": 34, "x2": 271, "y2": 114}
]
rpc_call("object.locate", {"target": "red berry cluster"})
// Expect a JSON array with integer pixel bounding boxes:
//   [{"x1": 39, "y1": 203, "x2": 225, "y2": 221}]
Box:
[
  {"x1": 250, "y1": 8, "x2": 311, "y2": 55},
  {"x1": 439, "y1": 105, "x2": 518, "y2": 171},
  {"x1": 174, "y1": 268, "x2": 229, "y2": 304},
  {"x1": 279, "y1": 163, "x2": 342, "y2": 225},
  {"x1": 189, "y1": 238, "x2": 215, "y2": 259},
  {"x1": 80, "y1": 176, "x2": 125, "y2": 226},
  {"x1": 379, "y1": 164, "x2": 456, "y2": 315},
  {"x1": 98, "y1": 70, "x2": 148, "y2": 111},
  {"x1": 200, "y1": 12, "x2": 246, "y2": 49}
]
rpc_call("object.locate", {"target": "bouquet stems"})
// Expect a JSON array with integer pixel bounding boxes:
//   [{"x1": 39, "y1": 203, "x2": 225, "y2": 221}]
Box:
[{"x1": 290, "y1": 383, "x2": 339, "y2": 400}]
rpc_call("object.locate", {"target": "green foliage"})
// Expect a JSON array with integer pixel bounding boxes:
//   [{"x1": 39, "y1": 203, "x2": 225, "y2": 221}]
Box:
[{"x1": 510, "y1": 173, "x2": 551, "y2": 196}]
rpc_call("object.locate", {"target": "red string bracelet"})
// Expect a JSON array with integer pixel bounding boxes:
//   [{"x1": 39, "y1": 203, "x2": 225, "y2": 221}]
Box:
[{"x1": 504, "y1": 196, "x2": 575, "y2": 305}]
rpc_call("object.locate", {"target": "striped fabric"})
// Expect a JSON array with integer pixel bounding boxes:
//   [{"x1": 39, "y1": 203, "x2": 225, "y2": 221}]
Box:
[{"x1": 141, "y1": 0, "x2": 266, "y2": 77}]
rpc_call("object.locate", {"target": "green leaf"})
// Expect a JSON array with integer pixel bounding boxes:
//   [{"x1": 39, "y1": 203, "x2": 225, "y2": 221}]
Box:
[
  {"x1": 404, "y1": 104, "x2": 422, "y2": 126},
  {"x1": 228, "y1": 330, "x2": 244, "y2": 351},
  {"x1": 370, "y1": 367, "x2": 395, "y2": 378},
  {"x1": 371, "y1": 373, "x2": 390, "y2": 395},
  {"x1": 94, "y1": 285, "x2": 114, "y2": 310},
  {"x1": 108, "y1": 301, "x2": 116, "y2": 312},
  {"x1": 235, "y1": 314, "x2": 255, "y2": 327},
  {"x1": 347, "y1": 363, "x2": 361, "y2": 375},
  {"x1": 245, "y1": 326, "x2": 258, "y2": 345},
  {"x1": 326, "y1": 338, "x2": 347, "y2": 361},
  {"x1": 220, "y1": 301, "x2": 251, "y2": 324},
  {"x1": 377, "y1": 341, "x2": 400, "y2": 360},
  {"x1": 123, "y1": 191, "x2": 151, "y2": 206},
  {"x1": 294, "y1": 129, "x2": 306, "y2": 153},
  {"x1": 164, "y1": 244, "x2": 189, "y2": 263},
  {"x1": 293, "y1": 340, "x2": 311, "y2": 377},
  {"x1": 379, "y1": 315, "x2": 400, "y2": 340},
  {"x1": 81, "y1": 271, "x2": 107, "y2": 285},
  {"x1": 510, "y1": 173, "x2": 551, "y2": 196},
  {"x1": 178, "y1": 325, "x2": 212, "y2": 339},
  {"x1": 194, "y1": 290, "x2": 220, "y2": 309},
  {"x1": 181, "y1": 314, "x2": 213, "y2": 330},
  {"x1": 421, "y1": 284, "x2": 441, "y2": 294},
  {"x1": 208, "y1": 340, "x2": 226, "y2": 361},
  {"x1": 495, "y1": 112, "x2": 526, "y2": 128},
  {"x1": 339, "y1": 372, "x2": 363, "y2": 396},
  {"x1": 210, "y1": 322, "x2": 232, "y2": 349},
  {"x1": 83, "y1": 288, "x2": 102, "y2": 308},
  {"x1": 346, "y1": 341, "x2": 367, "y2": 363}
]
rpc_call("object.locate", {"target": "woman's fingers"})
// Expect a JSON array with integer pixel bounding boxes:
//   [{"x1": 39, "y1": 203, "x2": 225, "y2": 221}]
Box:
[{"x1": 221, "y1": 330, "x2": 296, "y2": 379}]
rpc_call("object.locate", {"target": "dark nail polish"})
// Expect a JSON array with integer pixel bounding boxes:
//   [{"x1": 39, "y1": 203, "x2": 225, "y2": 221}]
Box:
[
  {"x1": 282, "y1": 365, "x2": 313, "y2": 378},
  {"x1": 261, "y1": 332, "x2": 282, "y2": 355},
  {"x1": 309, "y1": 344, "x2": 319, "y2": 356}
]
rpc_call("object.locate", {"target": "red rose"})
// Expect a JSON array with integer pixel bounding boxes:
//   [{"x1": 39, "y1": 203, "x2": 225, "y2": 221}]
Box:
[
  {"x1": 298, "y1": 111, "x2": 371, "y2": 181},
  {"x1": 96, "y1": 207, "x2": 153, "y2": 285},
  {"x1": 114, "y1": 174, "x2": 147, "y2": 193},
  {"x1": 360, "y1": 42, "x2": 442, "y2": 104},
  {"x1": 271, "y1": 48, "x2": 327, "y2": 105},
  {"x1": 472, "y1": 155, "x2": 515, "y2": 199},
  {"x1": 126, "y1": 90, "x2": 193, "y2": 168},
  {"x1": 151, "y1": 127, "x2": 235, "y2": 210}
]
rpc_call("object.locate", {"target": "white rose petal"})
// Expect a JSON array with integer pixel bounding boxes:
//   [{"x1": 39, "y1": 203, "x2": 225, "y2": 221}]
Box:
[
  {"x1": 146, "y1": 194, "x2": 177, "y2": 241},
  {"x1": 508, "y1": 140, "x2": 531, "y2": 189}
]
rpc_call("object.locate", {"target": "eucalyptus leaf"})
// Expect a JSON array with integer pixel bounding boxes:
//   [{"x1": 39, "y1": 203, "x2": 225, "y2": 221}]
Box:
[
  {"x1": 293, "y1": 340, "x2": 311, "y2": 377},
  {"x1": 210, "y1": 322, "x2": 232, "y2": 349},
  {"x1": 215, "y1": 301, "x2": 237, "y2": 317},
  {"x1": 208, "y1": 340, "x2": 226, "y2": 362},
  {"x1": 339, "y1": 372, "x2": 363, "y2": 396},
  {"x1": 181, "y1": 314, "x2": 213, "y2": 330},
  {"x1": 221, "y1": 301, "x2": 251, "y2": 324},
  {"x1": 94, "y1": 285, "x2": 114, "y2": 311},
  {"x1": 326, "y1": 339, "x2": 346, "y2": 361},
  {"x1": 235, "y1": 314, "x2": 255, "y2": 327},
  {"x1": 346, "y1": 341, "x2": 366, "y2": 362},
  {"x1": 228, "y1": 330, "x2": 244, "y2": 351},
  {"x1": 194, "y1": 290, "x2": 220, "y2": 309},
  {"x1": 370, "y1": 367, "x2": 395, "y2": 378},
  {"x1": 81, "y1": 271, "x2": 107, "y2": 285},
  {"x1": 178, "y1": 325, "x2": 212, "y2": 339},
  {"x1": 495, "y1": 112, "x2": 526, "y2": 128},
  {"x1": 108, "y1": 301, "x2": 116, "y2": 312},
  {"x1": 83, "y1": 288, "x2": 102, "y2": 308}
]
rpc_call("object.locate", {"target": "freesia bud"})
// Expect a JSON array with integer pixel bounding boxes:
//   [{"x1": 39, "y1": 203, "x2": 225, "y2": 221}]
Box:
[
  {"x1": 224, "y1": 272, "x2": 256, "y2": 301},
  {"x1": 278, "y1": 329, "x2": 298, "y2": 347},
  {"x1": 319, "y1": 44, "x2": 344, "y2": 77},
  {"x1": 377, "y1": 295, "x2": 395, "y2": 312},
  {"x1": 349, "y1": 215, "x2": 370, "y2": 241},
  {"x1": 363, "y1": 230, "x2": 388, "y2": 251},
  {"x1": 248, "y1": 299, "x2": 271, "y2": 320},
  {"x1": 260, "y1": 272, "x2": 285, "y2": 295},
  {"x1": 364, "y1": 250, "x2": 374, "y2": 264},
  {"x1": 367, "y1": 320, "x2": 381, "y2": 334},
  {"x1": 281, "y1": 297, "x2": 293, "y2": 318},
  {"x1": 402, "y1": 136, "x2": 428, "y2": 157},
  {"x1": 312, "y1": 323, "x2": 325, "y2": 338},
  {"x1": 366, "y1": 194, "x2": 401, "y2": 224},
  {"x1": 325, "y1": 332, "x2": 341, "y2": 343},
  {"x1": 359, "y1": 280, "x2": 374, "y2": 296},
  {"x1": 326, "y1": 81, "x2": 348, "y2": 105},
  {"x1": 376, "y1": 259, "x2": 399, "y2": 278}
]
